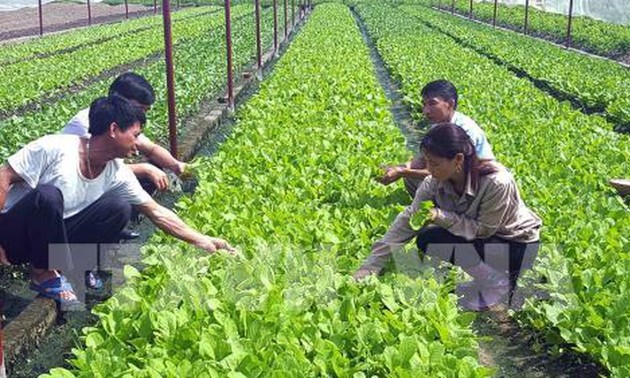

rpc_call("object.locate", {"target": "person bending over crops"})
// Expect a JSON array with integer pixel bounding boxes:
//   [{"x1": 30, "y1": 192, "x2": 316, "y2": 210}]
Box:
[
  {"x1": 377, "y1": 80, "x2": 495, "y2": 198},
  {"x1": 0, "y1": 96, "x2": 235, "y2": 308},
  {"x1": 356, "y1": 123, "x2": 541, "y2": 311},
  {"x1": 63, "y1": 72, "x2": 186, "y2": 196}
]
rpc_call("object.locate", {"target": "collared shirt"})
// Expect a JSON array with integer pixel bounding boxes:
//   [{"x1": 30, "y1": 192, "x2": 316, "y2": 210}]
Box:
[
  {"x1": 360, "y1": 162, "x2": 541, "y2": 273},
  {"x1": 443, "y1": 111, "x2": 495, "y2": 160}
]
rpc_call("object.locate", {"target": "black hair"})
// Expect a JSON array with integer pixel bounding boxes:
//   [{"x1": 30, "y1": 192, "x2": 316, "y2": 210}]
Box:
[
  {"x1": 108, "y1": 72, "x2": 155, "y2": 106},
  {"x1": 421, "y1": 79, "x2": 458, "y2": 110},
  {"x1": 88, "y1": 95, "x2": 146, "y2": 136},
  {"x1": 421, "y1": 123, "x2": 496, "y2": 186}
]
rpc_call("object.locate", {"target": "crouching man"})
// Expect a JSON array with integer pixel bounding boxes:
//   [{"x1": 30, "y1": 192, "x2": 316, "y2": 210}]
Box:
[{"x1": 0, "y1": 95, "x2": 234, "y2": 308}]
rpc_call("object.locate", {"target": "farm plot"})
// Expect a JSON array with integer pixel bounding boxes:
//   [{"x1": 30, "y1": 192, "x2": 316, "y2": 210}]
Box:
[
  {"x1": 43, "y1": 4, "x2": 489, "y2": 377},
  {"x1": 0, "y1": 4, "x2": 277, "y2": 161},
  {"x1": 355, "y1": 3, "x2": 630, "y2": 376}
]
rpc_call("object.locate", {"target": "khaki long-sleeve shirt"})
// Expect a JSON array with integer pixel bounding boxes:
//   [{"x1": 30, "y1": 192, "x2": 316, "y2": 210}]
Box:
[{"x1": 360, "y1": 162, "x2": 542, "y2": 273}]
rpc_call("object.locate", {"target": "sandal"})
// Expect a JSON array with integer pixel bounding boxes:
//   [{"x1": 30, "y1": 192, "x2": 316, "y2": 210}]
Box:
[
  {"x1": 0, "y1": 244, "x2": 10, "y2": 265},
  {"x1": 30, "y1": 275, "x2": 82, "y2": 309}
]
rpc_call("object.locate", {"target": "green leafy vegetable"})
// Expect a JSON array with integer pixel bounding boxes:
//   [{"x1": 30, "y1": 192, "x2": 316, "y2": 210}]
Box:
[{"x1": 410, "y1": 201, "x2": 434, "y2": 230}]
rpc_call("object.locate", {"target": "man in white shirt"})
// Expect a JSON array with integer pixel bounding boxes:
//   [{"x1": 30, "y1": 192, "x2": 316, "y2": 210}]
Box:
[
  {"x1": 64, "y1": 72, "x2": 186, "y2": 194},
  {"x1": 377, "y1": 80, "x2": 494, "y2": 197},
  {"x1": 0, "y1": 96, "x2": 234, "y2": 307},
  {"x1": 65, "y1": 72, "x2": 186, "y2": 242}
]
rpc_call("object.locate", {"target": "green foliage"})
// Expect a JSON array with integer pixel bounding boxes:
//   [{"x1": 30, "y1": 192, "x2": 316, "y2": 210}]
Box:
[
  {"x1": 410, "y1": 201, "x2": 433, "y2": 230},
  {"x1": 444, "y1": 0, "x2": 630, "y2": 59},
  {"x1": 101, "y1": 0, "x2": 253, "y2": 5},
  {"x1": 42, "y1": 4, "x2": 489, "y2": 376},
  {"x1": 0, "y1": 3, "x2": 277, "y2": 161},
  {"x1": 409, "y1": 5, "x2": 630, "y2": 132},
  {"x1": 0, "y1": 5, "x2": 253, "y2": 114},
  {"x1": 356, "y1": 3, "x2": 630, "y2": 376}
]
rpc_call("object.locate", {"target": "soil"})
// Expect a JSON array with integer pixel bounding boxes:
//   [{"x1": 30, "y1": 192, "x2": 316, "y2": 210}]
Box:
[
  {"x1": 351, "y1": 6, "x2": 423, "y2": 152},
  {"x1": 474, "y1": 309, "x2": 603, "y2": 377},
  {"x1": 0, "y1": 2, "x2": 156, "y2": 42}
]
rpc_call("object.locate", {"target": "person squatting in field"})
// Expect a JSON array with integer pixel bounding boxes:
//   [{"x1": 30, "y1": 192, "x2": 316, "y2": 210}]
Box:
[
  {"x1": 64, "y1": 72, "x2": 187, "y2": 196},
  {"x1": 356, "y1": 123, "x2": 542, "y2": 311},
  {"x1": 0, "y1": 95, "x2": 235, "y2": 309},
  {"x1": 377, "y1": 79, "x2": 495, "y2": 198},
  {"x1": 64, "y1": 72, "x2": 183, "y2": 288}
]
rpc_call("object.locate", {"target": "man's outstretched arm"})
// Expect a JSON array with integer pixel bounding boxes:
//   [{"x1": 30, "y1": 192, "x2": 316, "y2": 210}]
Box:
[{"x1": 136, "y1": 199, "x2": 236, "y2": 254}]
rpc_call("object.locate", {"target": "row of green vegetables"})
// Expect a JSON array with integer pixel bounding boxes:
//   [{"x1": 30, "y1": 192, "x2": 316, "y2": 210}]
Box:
[
  {"x1": 0, "y1": 5, "x2": 219, "y2": 66},
  {"x1": 405, "y1": 6, "x2": 630, "y2": 131},
  {"x1": 356, "y1": 2, "x2": 630, "y2": 376},
  {"x1": 44, "y1": 4, "x2": 489, "y2": 377},
  {"x1": 103, "y1": 0, "x2": 277, "y2": 6},
  {"x1": 0, "y1": 4, "x2": 258, "y2": 113},
  {"x1": 0, "y1": 4, "x2": 277, "y2": 161},
  {"x1": 444, "y1": 0, "x2": 630, "y2": 59}
]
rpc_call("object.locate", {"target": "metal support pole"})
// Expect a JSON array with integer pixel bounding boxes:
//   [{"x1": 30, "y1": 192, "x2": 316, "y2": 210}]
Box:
[
  {"x1": 154, "y1": 0, "x2": 157, "y2": 15},
  {"x1": 38, "y1": 0, "x2": 43, "y2": 35},
  {"x1": 566, "y1": 0, "x2": 574, "y2": 48},
  {"x1": 291, "y1": 0, "x2": 295, "y2": 28},
  {"x1": 87, "y1": 0, "x2": 92, "y2": 26},
  {"x1": 284, "y1": 0, "x2": 288, "y2": 39},
  {"x1": 524, "y1": 0, "x2": 530, "y2": 35},
  {"x1": 493, "y1": 0, "x2": 498, "y2": 27},
  {"x1": 255, "y1": 0, "x2": 262, "y2": 79},
  {"x1": 224, "y1": 0, "x2": 235, "y2": 111},
  {"x1": 469, "y1": 0, "x2": 473, "y2": 18},
  {"x1": 451, "y1": 0, "x2": 454, "y2": 14},
  {"x1": 162, "y1": 0, "x2": 178, "y2": 157},
  {"x1": 125, "y1": 0, "x2": 129, "y2": 19},
  {"x1": 273, "y1": 0, "x2": 278, "y2": 56}
]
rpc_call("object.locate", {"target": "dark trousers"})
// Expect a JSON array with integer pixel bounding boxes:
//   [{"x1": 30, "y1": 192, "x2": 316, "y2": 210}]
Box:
[
  {"x1": 0, "y1": 184, "x2": 130, "y2": 271},
  {"x1": 416, "y1": 225, "x2": 539, "y2": 276}
]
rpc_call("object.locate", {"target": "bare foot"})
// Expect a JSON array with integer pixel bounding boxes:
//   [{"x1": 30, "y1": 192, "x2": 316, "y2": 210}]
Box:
[{"x1": 0, "y1": 244, "x2": 10, "y2": 265}]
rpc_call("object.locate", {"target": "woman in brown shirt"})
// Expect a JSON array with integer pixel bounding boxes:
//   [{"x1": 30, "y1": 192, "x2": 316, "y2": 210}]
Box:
[{"x1": 355, "y1": 123, "x2": 542, "y2": 311}]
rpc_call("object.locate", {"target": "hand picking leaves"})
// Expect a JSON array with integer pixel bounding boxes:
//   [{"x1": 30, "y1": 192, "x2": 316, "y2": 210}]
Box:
[{"x1": 409, "y1": 201, "x2": 434, "y2": 230}]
